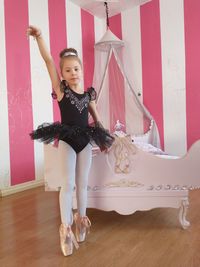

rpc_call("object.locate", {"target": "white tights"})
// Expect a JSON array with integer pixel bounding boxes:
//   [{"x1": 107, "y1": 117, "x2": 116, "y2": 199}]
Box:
[{"x1": 58, "y1": 140, "x2": 92, "y2": 225}]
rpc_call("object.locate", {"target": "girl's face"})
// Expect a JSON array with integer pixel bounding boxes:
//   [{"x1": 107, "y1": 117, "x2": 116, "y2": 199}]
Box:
[{"x1": 61, "y1": 58, "x2": 82, "y2": 87}]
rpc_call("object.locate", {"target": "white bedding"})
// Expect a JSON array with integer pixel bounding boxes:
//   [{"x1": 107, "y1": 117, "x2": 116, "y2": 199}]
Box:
[{"x1": 132, "y1": 141, "x2": 179, "y2": 159}]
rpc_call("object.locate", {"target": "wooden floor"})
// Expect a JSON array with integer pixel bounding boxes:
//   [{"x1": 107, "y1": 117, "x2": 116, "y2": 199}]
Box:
[{"x1": 0, "y1": 187, "x2": 200, "y2": 267}]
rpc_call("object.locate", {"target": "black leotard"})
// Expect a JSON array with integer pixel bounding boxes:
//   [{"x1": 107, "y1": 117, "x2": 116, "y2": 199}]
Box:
[
  {"x1": 58, "y1": 85, "x2": 96, "y2": 153},
  {"x1": 30, "y1": 84, "x2": 114, "y2": 153}
]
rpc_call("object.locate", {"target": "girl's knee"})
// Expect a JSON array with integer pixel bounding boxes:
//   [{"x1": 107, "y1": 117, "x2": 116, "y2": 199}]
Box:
[
  {"x1": 76, "y1": 176, "x2": 88, "y2": 190},
  {"x1": 60, "y1": 181, "x2": 75, "y2": 192}
]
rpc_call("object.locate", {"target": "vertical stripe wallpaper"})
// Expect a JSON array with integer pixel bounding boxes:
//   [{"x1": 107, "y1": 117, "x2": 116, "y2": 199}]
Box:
[
  {"x1": 184, "y1": 0, "x2": 200, "y2": 149},
  {"x1": 4, "y1": 0, "x2": 35, "y2": 185},
  {"x1": 140, "y1": 0, "x2": 164, "y2": 148},
  {"x1": 0, "y1": 0, "x2": 200, "y2": 189}
]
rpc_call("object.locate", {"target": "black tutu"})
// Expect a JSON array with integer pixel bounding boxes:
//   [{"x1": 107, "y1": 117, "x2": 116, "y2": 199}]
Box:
[{"x1": 29, "y1": 121, "x2": 114, "y2": 150}]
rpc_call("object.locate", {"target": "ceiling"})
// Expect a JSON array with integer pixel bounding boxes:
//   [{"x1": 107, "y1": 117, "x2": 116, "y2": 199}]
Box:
[{"x1": 70, "y1": 0, "x2": 151, "y2": 18}]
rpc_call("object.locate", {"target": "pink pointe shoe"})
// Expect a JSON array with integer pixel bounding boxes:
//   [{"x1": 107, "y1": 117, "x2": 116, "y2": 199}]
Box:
[
  {"x1": 59, "y1": 224, "x2": 79, "y2": 256},
  {"x1": 74, "y1": 213, "x2": 91, "y2": 243}
]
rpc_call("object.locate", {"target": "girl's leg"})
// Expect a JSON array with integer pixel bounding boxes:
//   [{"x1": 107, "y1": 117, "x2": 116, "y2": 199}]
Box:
[
  {"x1": 58, "y1": 141, "x2": 79, "y2": 256},
  {"x1": 75, "y1": 143, "x2": 92, "y2": 216},
  {"x1": 58, "y1": 140, "x2": 76, "y2": 225},
  {"x1": 74, "y1": 144, "x2": 92, "y2": 242}
]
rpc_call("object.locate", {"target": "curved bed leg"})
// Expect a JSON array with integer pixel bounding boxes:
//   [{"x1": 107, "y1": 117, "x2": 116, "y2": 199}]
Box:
[{"x1": 179, "y1": 198, "x2": 190, "y2": 229}]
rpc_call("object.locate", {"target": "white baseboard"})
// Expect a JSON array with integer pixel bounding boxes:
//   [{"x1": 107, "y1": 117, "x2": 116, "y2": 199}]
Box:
[{"x1": 0, "y1": 179, "x2": 44, "y2": 197}]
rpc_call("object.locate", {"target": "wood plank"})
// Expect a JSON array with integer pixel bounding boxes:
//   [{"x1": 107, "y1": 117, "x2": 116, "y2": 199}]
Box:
[{"x1": 0, "y1": 187, "x2": 200, "y2": 267}]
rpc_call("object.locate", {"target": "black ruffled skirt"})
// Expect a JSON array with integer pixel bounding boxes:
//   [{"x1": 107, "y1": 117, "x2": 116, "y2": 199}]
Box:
[{"x1": 29, "y1": 122, "x2": 114, "y2": 153}]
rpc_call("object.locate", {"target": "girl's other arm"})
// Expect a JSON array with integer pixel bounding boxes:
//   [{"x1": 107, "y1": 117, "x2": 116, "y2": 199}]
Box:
[
  {"x1": 88, "y1": 101, "x2": 102, "y2": 124},
  {"x1": 89, "y1": 101, "x2": 110, "y2": 152}
]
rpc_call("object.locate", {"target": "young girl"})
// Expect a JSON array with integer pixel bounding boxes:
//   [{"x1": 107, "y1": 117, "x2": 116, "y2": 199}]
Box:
[{"x1": 26, "y1": 25, "x2": 114, "y2": 257}]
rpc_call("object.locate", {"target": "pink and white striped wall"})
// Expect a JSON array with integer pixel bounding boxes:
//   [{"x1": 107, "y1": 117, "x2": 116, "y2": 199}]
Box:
[{"x1": 0, "y1": 0, "x2": 200, "y2": 192}]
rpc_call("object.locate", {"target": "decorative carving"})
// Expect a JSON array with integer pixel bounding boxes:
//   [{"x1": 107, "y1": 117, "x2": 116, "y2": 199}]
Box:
[
  {"x1": 105, "y1": 178, "x2": 144, "y2": 188},
  {"x1": 88, "y1": 179, "x2": 144, "y2": 191},
  {"x1": 88, "y1": 182, "x2": 200, "y2": 192},
  {"x1": 179, "y1": 198, "x2": 190, "y2": 229},
  {"x1": 147, "y1": 184, "x2": 198, "y2": 191},
  {"x1": 108, "y1": 135, "x2": 137, "y2": 174}
]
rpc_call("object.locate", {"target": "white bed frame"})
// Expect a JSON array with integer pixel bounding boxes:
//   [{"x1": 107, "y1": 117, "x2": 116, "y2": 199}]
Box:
[{"x1": 73, "y1": 139, "x2": 200, "y2": 229}]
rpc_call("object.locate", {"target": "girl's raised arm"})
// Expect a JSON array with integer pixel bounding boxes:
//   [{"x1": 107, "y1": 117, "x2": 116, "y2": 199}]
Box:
[{"x1": 27, "y1": 25, "x2": 63, "y2": 100}]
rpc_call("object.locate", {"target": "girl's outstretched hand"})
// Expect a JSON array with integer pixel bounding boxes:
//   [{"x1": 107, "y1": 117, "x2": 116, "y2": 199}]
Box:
[{"x1": 26, "y1": 25, "x2": 41, "y2": 39}]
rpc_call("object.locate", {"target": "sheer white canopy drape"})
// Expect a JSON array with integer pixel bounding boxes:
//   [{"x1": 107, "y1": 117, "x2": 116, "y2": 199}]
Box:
[{"x1": 92, "y1": 29, "x2": 160, "y2": 148}]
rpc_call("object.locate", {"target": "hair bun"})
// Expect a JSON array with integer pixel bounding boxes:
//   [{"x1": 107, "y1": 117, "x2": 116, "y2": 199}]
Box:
[{"x1": 59, "y1": 48, "x2": 78, "y2": 58}]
